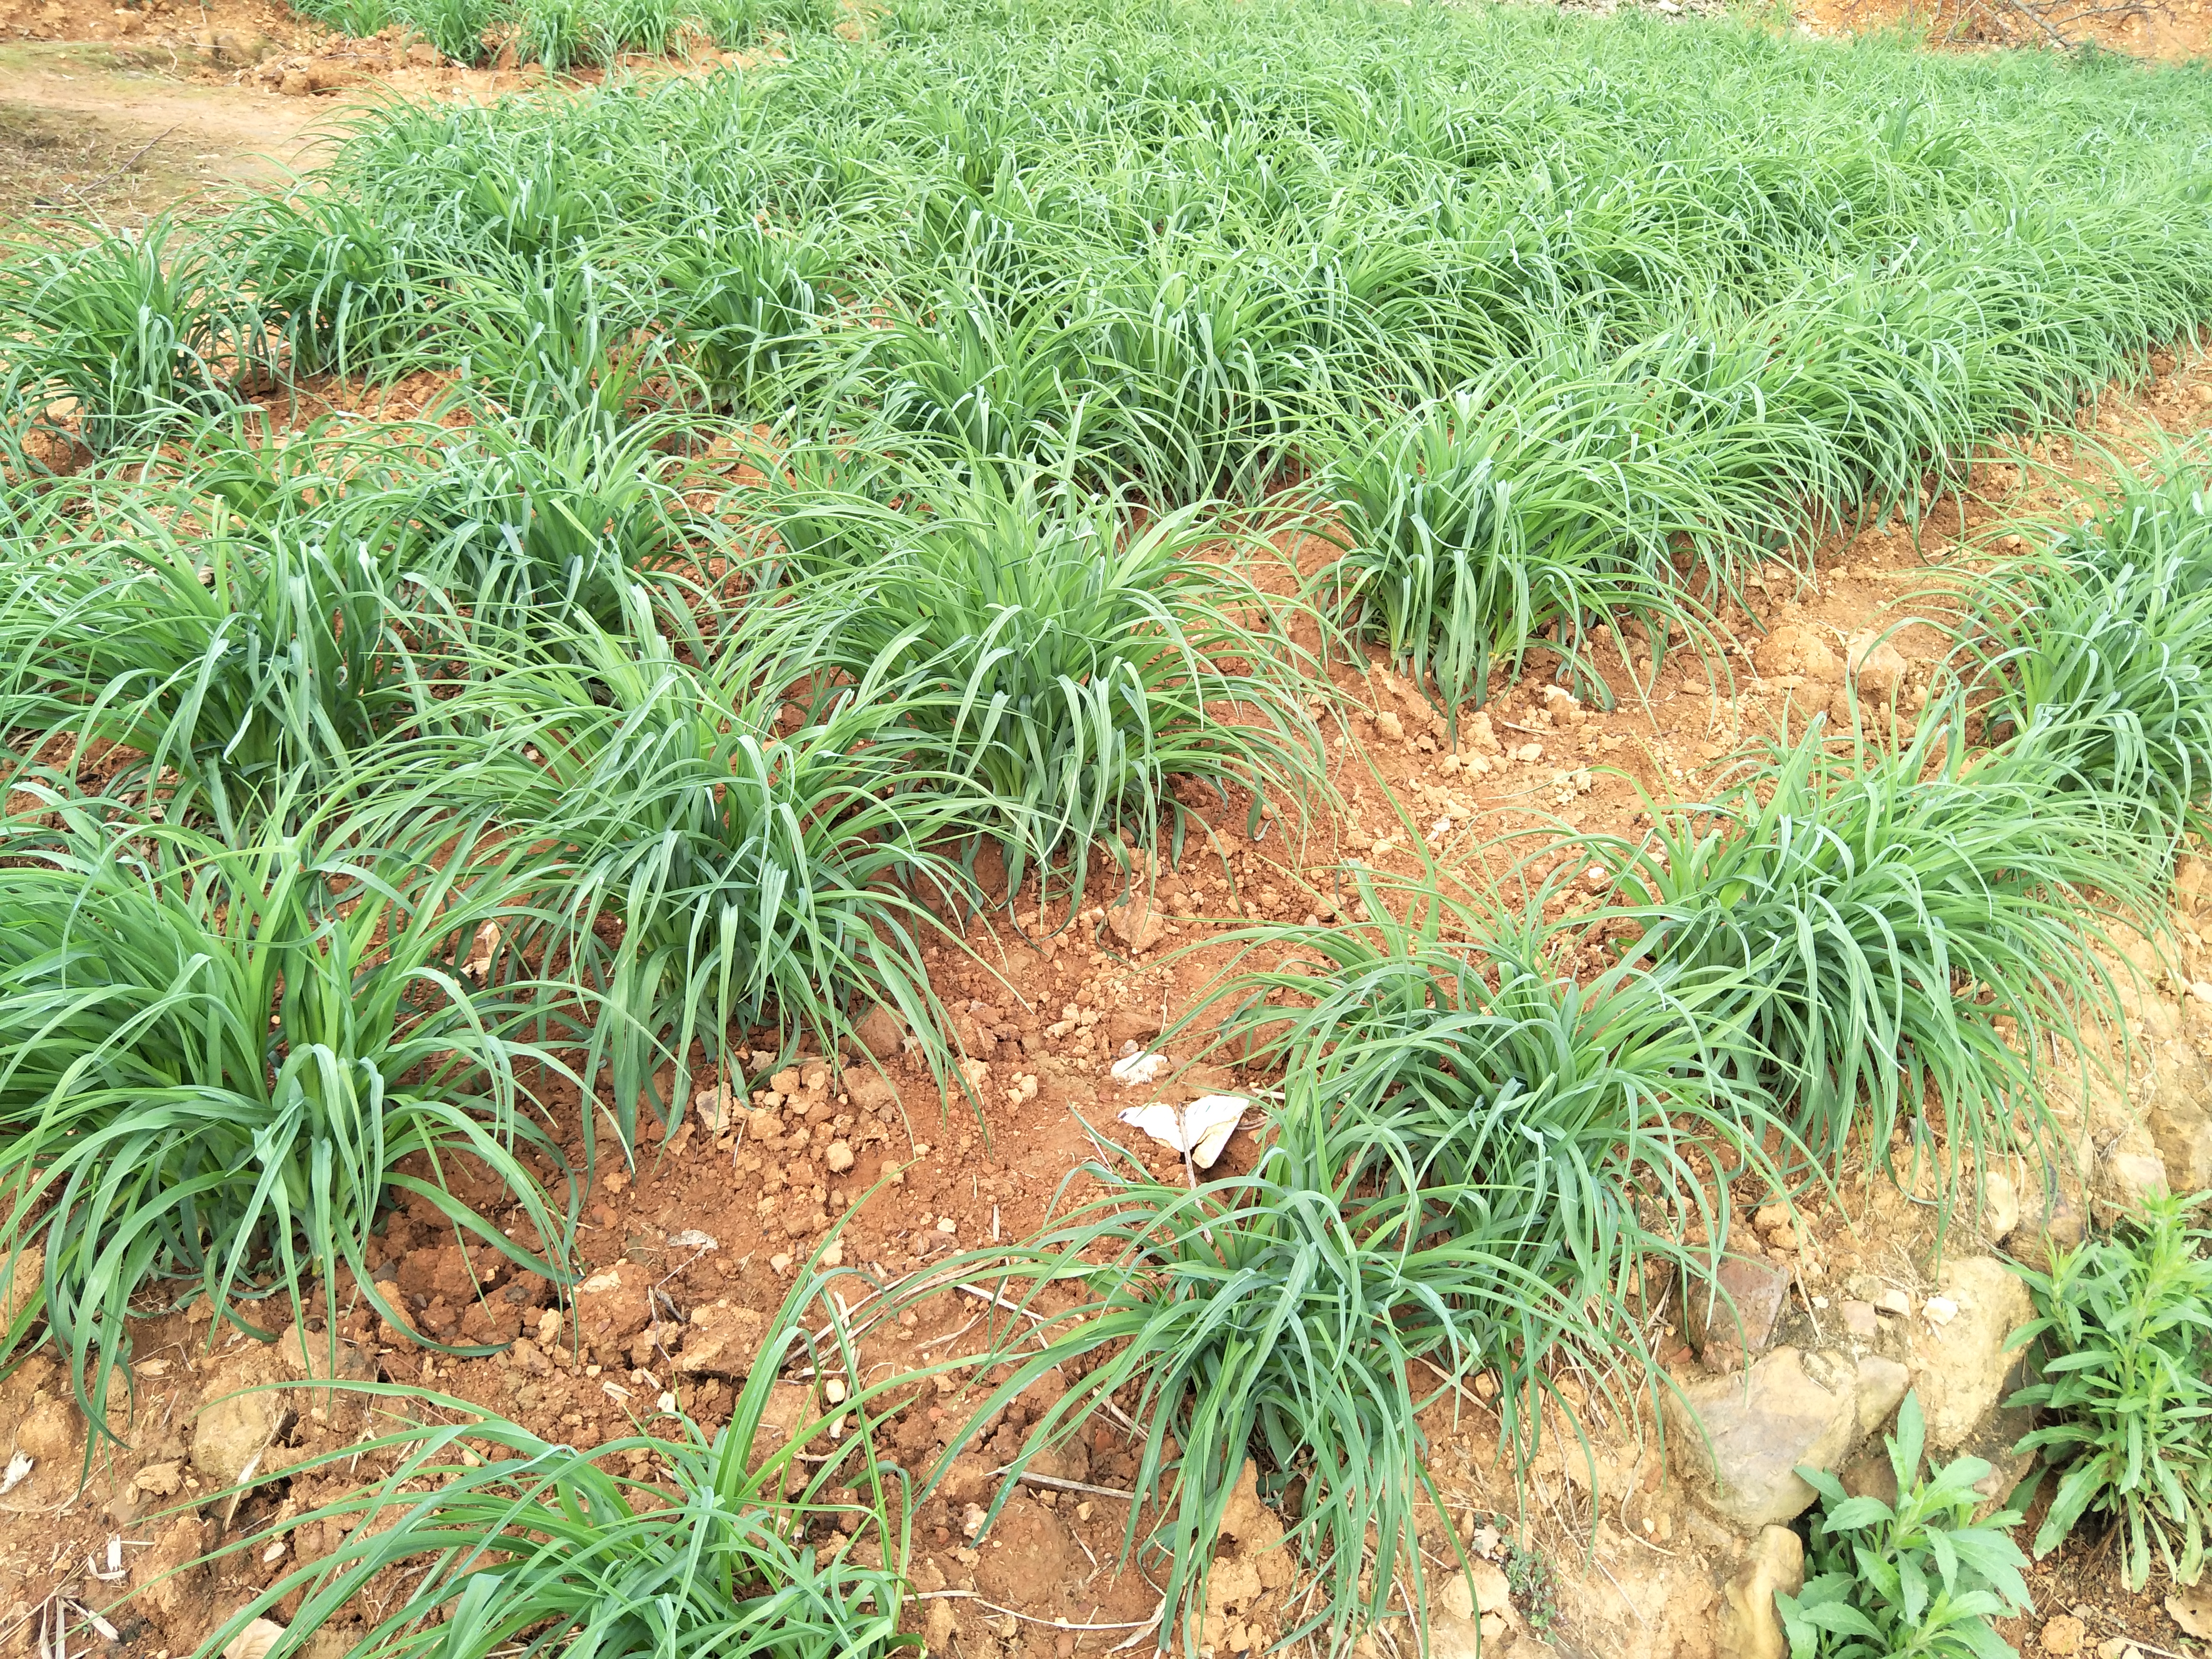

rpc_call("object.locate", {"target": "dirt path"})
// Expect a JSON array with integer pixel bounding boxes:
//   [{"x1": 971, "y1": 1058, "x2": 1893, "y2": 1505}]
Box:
[{"x1": 0, "y1": 43, "x2": 338, "y2": 221}]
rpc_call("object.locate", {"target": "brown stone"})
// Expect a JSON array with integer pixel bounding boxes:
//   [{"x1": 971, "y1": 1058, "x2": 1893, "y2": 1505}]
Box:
[
  {"x1": 190, "y1": 1378, "x2": 282, "y2": 1487},
  {"x1": 505, "y1": 1337, "x2": 553, "y2": 1375},
  {"x1": 2103, "y1": 1149, "x2": 2170, "y2": 1209},
  {"x1": 2007, "y1": 1184, "x2": 2084, "y2": 1273},
  {"x1": 1846, "y1": 632, "x2": 1909, "y2": 696},
  {"x1": 132, "y1": 1459, "x2": 185, "y2": 1497},
  {"x1": 459, "y1": 1300, "x2": 523, "y2": 1346},
  {"x1": 14, "y1": 1388, "x2": 84, "y2": 1468},
  {"x1": 1914, "y1": 1257, "x2": 2033, "y2": 1452},
  {"x1": 1438, "y1": 1560, "x2": 1510, "y2": 1620},
  {"x1": 571, "y1": 1264, "x2": 654, "y2": 1360},
  {"x1": 2041, "y1": 1615, "x2": 2085, "y2": 1655},
  {"x1": 396, "y1": 1246, "x2": 477, "y2": 1301},
  {"x1": 1663, "y1": 1346, "x2": 1859, "y2": 1527},
  {"x1": 1718, "y1": 1526, "x2": 1804, "y2": 1659},
  {"x1": 936, "y1": 1451, "x2": 997, "y2": 1506},
  {"x1": 850, "y1": 1003, "x2": 907, "y2": 1060},
  {"x1": 1106, "y1": 1008, "x2": 1164, "y2": 1049},
  {"x1": 675, "y1": 1304, "x2": 769, "y2": 1377},
  {"x1": 1753, "y1": 625, "x2": 1840, "y2": 683},
  {"x1": 1853, "y1": 1355, "x2": 1909, "y2": 1437},
  {"x1": 923, "y1": 1599, "x2": 956, "y2": 1652},
  {"x1": 843, "y1": 1069, "x2": 897, "y2": 1115},
  {"x1": 1106, "y1": 890, "x2": 1166, "y2": 952},
  {"x1": 1839, "y1": 1438, "x2": 1899, "y2": 1508},
  {"x1": 2146, "y1": 1052, "x2": 2212, "y2": 1190},
  {"x1": 1681, "y1": 1254, "x2": 1791, "y2": 1359}
]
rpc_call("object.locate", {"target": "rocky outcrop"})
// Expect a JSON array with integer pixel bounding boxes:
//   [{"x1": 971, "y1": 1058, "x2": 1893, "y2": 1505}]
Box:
[{"x1": 1668, "y1": 1250, "x2": 2033, "y2": 1531}]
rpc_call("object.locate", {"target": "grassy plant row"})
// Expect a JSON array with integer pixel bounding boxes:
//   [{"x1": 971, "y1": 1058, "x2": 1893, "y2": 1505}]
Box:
[{"x1": 296, "y1": 0, "x2": 833, "y2": 70}]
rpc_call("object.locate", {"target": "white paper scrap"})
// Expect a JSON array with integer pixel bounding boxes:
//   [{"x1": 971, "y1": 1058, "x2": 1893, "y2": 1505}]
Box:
[{"x1": 1116, "y1": 1095, "x2": 1249, "y2": 1169}]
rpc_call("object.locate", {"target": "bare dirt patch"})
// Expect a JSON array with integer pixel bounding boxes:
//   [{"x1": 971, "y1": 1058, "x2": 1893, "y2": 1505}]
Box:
[{"x1": 0, "y1": 43, "x2": 337, "y2": 222}]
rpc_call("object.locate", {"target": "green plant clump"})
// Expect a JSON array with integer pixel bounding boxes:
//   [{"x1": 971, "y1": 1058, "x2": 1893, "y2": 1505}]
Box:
[
  {"x1": 1955, "y1": 441, "x2": 2212, "y2": 847},
  {"x1": 195, "y1": 1268, "x2": 910, "y2": 1659},
  {"x1": 917, "y1": 881, "x2": 1782, "y2": 1651},
  {"x1": 1587, "y1": 705, "x2": 2153, "y2": 1195},
  {"x1": 0, "y1": 795, "x2": 576, "y2": 1439},
  {"x1": 750, "y1": 463, "x2": 1324, "y2": 899},
  {"x1": 2008, "y1": 1190, "x2": 2212, "y2": 1589},
  {"x1": 1780, "y1": 1392, "x2": 2033, "y2": 1658}
]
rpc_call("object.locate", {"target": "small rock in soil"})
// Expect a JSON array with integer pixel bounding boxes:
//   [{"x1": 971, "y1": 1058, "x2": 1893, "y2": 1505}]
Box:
[
  {"x1": 1912, "y1": 1256, "x2": 2031, "y2": 1451},
  {"x1": 191, "y1": 1381, "x2": 283, "y2": 1486},
  {"x1": 1664, "y1": 1346, "x2": 1858, "y2": 1527},
  {"x1": 2164, "y1": 1582, "x2": 2212, "y2": 1637},
  {"x1": 1107, "y1": 890, "x2": 1166, "y2": 951},
  {"x1": 923, "y1": 1599, "x2": 957, "y2": 1652},
  {"x1": 1845, "y1": 631, "x2": 1908, "y2": 695},
  {"x1": 2039, "y1": 1614, "x2": 2084, "y2": 1655},
  {"x1": 2008, "y1": 1184, "x2": 2084, "y2": 1273},
  {"x1": 1838, "y1": 1437, "x2": 1898, "y2": 1508},
  {"x1": 1438, "y1": 1560, "x2": 1511, "y2": 1620},
  {"x1": 1717, "y1": 1525, "x2": 1803, "y2": 1659},
  {"x1": 1681, "y1": 1254, "x2": 1791, "y2": 1359},
  {"x1": 2144, "y1": 1052, "x2": 2212, "y2": 1190},
  {"x1": 2101, "y1": 1148, "x2": 2170, "y2": 1208},
  {"x1": 1753, "y1": 624, "x2": 1839, "y2": 682},
  {"x1": 277, "y1": 1320, "x2": 373, "y2": 1383},
  {"x1": 133, "y1": 1459, "x2": 184, "y2": 1497},
  {"x1": 1980, "y1": 1169, "x2": 2021, "y2": 1243},
  {"x1": 505, "y1": 1338, "x2": 552, "y2": 1375},
  {"x1": 1852, "y1": 1355, "x2": 1909, "y2": 1437},
  {"x1": 851, "y1": 1003, "x2": 908, "y2": 1059}
]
